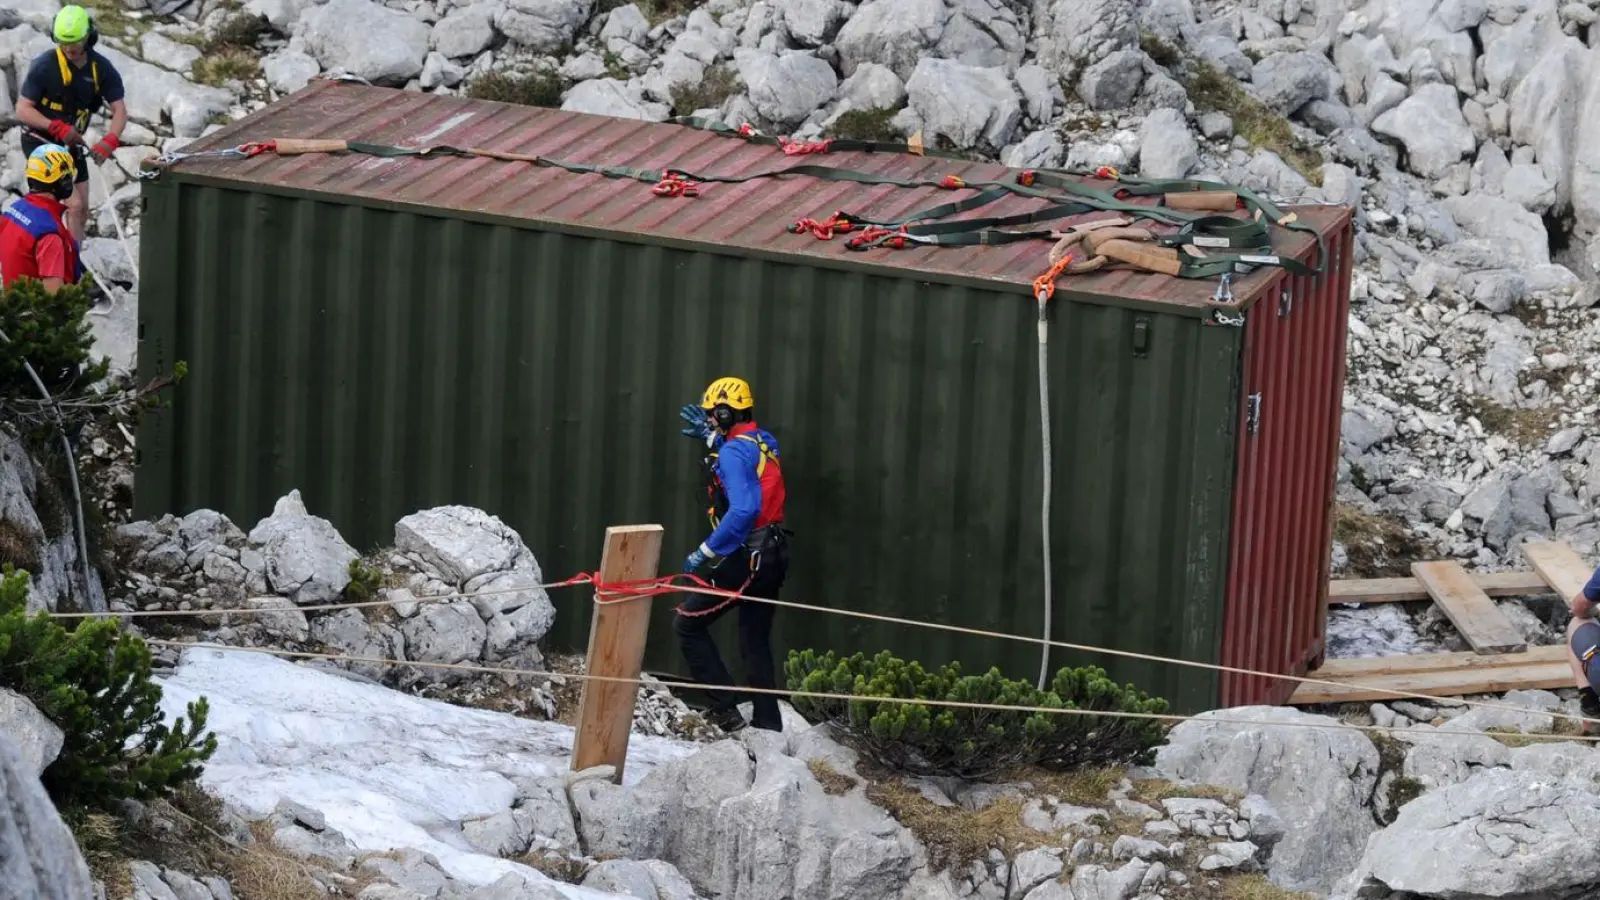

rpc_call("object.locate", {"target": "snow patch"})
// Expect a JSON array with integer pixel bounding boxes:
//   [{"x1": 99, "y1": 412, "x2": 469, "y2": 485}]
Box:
[{"x1": 156, "y1": 648, "x2": 697, "y2": 892}]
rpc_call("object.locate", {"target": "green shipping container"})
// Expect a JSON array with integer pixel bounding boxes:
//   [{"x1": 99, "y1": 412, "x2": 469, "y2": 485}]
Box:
[{"x1": 134, "y1": 81, "x2": 1354, "y2": 714}]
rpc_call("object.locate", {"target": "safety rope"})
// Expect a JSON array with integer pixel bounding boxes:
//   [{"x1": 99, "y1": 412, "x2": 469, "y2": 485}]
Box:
[
  {"x1": 52, "y1": 567, "x2": 1600, "y2": 731},
  {"x1": 144, "y1": 638, "x2": 1600, "y2": 744}
]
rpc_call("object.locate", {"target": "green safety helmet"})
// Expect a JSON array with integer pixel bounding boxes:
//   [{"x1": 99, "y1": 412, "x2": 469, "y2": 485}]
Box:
[{"x1": 52, "y1": 5, "x2": 91, "y2": 44}]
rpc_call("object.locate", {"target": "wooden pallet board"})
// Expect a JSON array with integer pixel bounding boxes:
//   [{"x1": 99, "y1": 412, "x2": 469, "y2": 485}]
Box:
[
  {"x1": 1313, "y1": 645, "x2": 1567, "y2": 680},
  {"x1": 1287, "y1": 657, "x2": 1573, "y2": 704},
  {"x1": 1327, "y1": 570, "x2": 1554, "y2": 604},
  {"x1": 1412, "y1": 561, "x2": 1527, "y2": 654},
  {"x1": 1522, "y1": 540, "x2": 1593, "y2": 601},
  {"x1": 1290, "y1": 646, "x2": 1570, "y2": 704}
]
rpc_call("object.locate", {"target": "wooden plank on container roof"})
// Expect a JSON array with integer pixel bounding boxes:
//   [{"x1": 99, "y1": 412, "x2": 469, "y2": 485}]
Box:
[
  {"x1": 1312, "y1": 645, "x2": 1566, "y2": 680},
  {"x1": 1287, "y1": 657, "x2": 1573, "y2": 704},
  {"x1": 1327, "y1": 570, "x2": 1555, "y2": 604},
  {"x1": 1522, "y1": 540, "x2": 1595, "y2": 601},
  {"x1": 1412, "y1": 561, "x2": 1527, "y2": 654}
]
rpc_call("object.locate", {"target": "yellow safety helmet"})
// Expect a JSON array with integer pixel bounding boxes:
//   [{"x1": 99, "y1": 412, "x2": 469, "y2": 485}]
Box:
[
  {"x1": 700, "y1": 376, "x2": 754, "y2": 411},
  {"x1": 26, "y1": 144, "x2": 76, "y2": 186}
]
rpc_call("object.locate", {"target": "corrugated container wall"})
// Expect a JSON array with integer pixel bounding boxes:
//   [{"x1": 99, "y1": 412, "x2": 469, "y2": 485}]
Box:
[{"x1": 132, "y1": 82, "x2": 1354, "y2": 714}]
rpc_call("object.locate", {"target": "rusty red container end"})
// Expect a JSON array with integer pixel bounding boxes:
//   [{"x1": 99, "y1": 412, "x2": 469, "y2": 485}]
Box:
[{"x1": 1220, "y1": 222, "x2": 1355, "y2": 707}]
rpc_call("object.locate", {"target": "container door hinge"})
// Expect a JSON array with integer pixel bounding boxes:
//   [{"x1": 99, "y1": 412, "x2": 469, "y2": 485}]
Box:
[
  {"x1": 1278, "y1": 287, "x2": 1293, "y2": 317},
  {"x1": 1246, "y1": 392, "x2": 1263, "y2": 435}
]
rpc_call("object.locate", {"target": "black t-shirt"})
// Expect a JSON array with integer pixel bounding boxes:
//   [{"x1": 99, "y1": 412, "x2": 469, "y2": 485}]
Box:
[{"x1": 19, "y1": 48, "x2": 126, "y2": 132}]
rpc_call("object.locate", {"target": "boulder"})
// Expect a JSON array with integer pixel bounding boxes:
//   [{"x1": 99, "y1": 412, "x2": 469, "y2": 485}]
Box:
[
  {"x1": 1035, "y1": 0, "x2": 1138, "y2": 81},
  {"x1": 1152, "y1": 706, "x2": 1380, "y2": 894},
  {"x1": 431, "y1": 4, "x2": 498, "y2": 59},
  {"x1": 1333, "y1": 767, "x2": 1600, "y2": 900},
  {"x1": 1077, "y1": 48, "x2": 1144, "y2": 110},
  {"x1": 395, "y1": 506, "x2": 537, "y2": 585},
  {"x1": 833, "y1": 0, "x2": 947, "y2": 81},
  {"x1": 300, "y1": 0, "x2": 431, "y2": 85},
  {"x1": 0, "y1": 731, "x2": 95, "y2": 899},
  {"x1": 905, "y1": 57, "x2": 1022, "y2": 152},
  {"x1": 495, "y1": 0, "x2": 594, "y2": 53},
  {"x1": 247, "y1": 490, "x2": 359, "y2": 606},
  {"x1": 561, "y1": 79, "x2": 671, "y2": 121},
  {"x1": 1371, "y1": 83, "x2": 1477, "y2": 180},
  {"x1": 782, "y1": 0, "x2": 850, "y2": 47},
  {"x1": 262, "y1": 50, "x2": 321, "y2": 96},
  {"x1": 1249, "y1": 50, "x2": 1334, "y2": 115},
  {"x1": 733, "y1": 48, "x2": 838, "y2": 129},
  {"x1": 572, "y1": 731, "x2": 918, "y2": 898},
  {"x1": 839, "y1": 62, "x2": 907, "y2": 112},
  {"x1": 1138, "y1": 108, "x2": 1198, "y2": 179},
  {"x1": 1441, "y1": 193, "x2": 1551, "y2": 268},
  {"x1": 0, "y1": 689, "x2": 62, "y2": 780},
  {"x1": 935, "y1": 0, "x2": 1026, "y2": 72}
]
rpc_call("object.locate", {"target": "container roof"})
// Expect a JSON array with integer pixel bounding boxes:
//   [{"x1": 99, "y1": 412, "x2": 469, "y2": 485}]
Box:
[{"x1": 165, "y1": 79, "x2": 1349, "y2": 314}]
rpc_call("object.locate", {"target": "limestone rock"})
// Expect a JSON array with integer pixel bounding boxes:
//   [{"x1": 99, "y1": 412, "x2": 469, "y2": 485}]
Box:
[
  {"x1": 300, "y1": 0, "x2": 432, "y2": 85},
  {"x1": 1152, "y1": 706, "x2": 1380, "y2": 894},
  {"x1": 0, "y1": 732, "x2": 95, "y2": 899},
  {"x1": 247, "y1": 490, "x2": 359, "y2": 606},
  {"x1": 0, "y1": 689, "x2": 62, "y2": 780}
]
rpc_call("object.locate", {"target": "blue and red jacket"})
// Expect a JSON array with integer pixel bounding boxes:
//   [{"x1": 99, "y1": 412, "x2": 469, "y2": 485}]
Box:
[
  {"x1": 0, "y1": 194, "x2": 81, "y2": 288},
  {"x1": 700, "y1": 421, "x2": 786, "y2": 558}
]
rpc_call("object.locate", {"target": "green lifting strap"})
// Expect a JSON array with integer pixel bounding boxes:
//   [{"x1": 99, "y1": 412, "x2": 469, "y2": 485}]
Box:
[
  {"x1": 190, "y1": 136, "x2": 1325, "y2": 282},
  {"x1": 665, "y1": 115, "x2": 973, "y2": 160}
]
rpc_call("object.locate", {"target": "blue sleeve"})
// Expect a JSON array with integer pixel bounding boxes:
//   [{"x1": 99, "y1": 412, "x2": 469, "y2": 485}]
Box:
[
  {"x1": 19, "y1": 54, "x2": 50, "y2": 102},
  {"x1": 702, "y1": 441, "x2": 761, "y2": 558},
  {"x1": 1584, "y1": 566, "x2": 1600, "y2": 603},
  {"x1": 97, "y1": 56, "x2": 125, "y2": 103}
]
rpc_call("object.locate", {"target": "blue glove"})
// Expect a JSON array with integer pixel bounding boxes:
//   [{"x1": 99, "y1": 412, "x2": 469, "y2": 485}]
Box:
[
  {"x1": 679, "y1": 404, "x2": 715, "y2": 444},
  {"x1": 684, "y1": 546, "x2": 713, "y2": 572}
]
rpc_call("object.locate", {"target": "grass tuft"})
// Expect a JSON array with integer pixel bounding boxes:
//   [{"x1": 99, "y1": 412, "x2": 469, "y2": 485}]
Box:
[
  {"x1": 864, "y1": 780, "x2": 1051, "y2": 873},
  {"x1": 465, "y1": 70, "x2": 568, "y2": 108},
  {"x1": 192, "y1": 47, "x2": 260, "y2": 86},
  {"x1": 1332, "y1": 504, "x2": 1428, "y2": 578},
  {"x1": 808, "y1": 759, "x2": 860, "y2": 795},
  {"x1": 825, "y1": 107, "x2": 901, "y2": 142},
  {"x1": 1463, "y1": 397, "x2": 1563, "y2": 446},
  {"x1": 1181, "y1": 59, "x2": 1324, "y2": 185},
  {"x1": 670, "y1": 64, "x2": 740, "y2": 116}
]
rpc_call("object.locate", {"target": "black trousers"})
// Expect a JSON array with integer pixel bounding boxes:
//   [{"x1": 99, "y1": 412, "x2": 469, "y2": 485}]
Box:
[{"x1": 673, "y1": 535, "x2": 789, "y2": 731}]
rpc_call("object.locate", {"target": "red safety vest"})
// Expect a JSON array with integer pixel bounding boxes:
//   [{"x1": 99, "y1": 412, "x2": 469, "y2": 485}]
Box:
[
  {"x1": 0, "y1": 194, "x2": 80, "y2": 288},
  {"x1": 705, "y1": 426, "x2": 787, "y2": 533}
]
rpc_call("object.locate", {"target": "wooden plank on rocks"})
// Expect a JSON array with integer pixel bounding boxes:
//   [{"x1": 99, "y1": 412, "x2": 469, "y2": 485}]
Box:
[
  {"x1": 1327, "y1": 570, "x2": 1555, "y2": 604},
  {"x1": 1412, "y1": 561, "x2": 1528, "y2": 655},
  {"x1": 1522, "y1": 540, "x2": 1595, "y2": 603},
  {"x1": 1287, "y1": 657, "x2": 1573, "y2": 704},
  {"x1": 1311, "y1": 645, "x2": 1566, "y2": 680}
]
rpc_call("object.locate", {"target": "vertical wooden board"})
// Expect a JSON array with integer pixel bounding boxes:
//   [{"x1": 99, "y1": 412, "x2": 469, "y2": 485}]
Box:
[
  {"x1": 571, "y1": 525, "x2": 664, "y2": 782},
  {"x1": 1523, "y1": 541, "x2": 1596, "y2": 602},
  {"x1": 1412, "y1": 561, "x2": 1527, "y2": 655}
]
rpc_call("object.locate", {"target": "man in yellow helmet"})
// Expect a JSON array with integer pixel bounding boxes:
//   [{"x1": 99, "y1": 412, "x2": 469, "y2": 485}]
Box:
[
  {"x1": 674, "y1": 376, "x2": 790, "y2": 732},
  {"x1": 1, "y1": 144, "x2": 83, "y2": 294},
  {"x1": 15, "y1": 5, "x2": 128, "y2": 241}
]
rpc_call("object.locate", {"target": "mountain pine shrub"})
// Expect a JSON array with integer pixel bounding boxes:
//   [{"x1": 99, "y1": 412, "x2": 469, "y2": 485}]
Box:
[
  {"x1": 0, "y1": 564, "x2": 217, "y2": 810},
  {"x1": 784, "y1": 649, "x2": 1170, "y2": 779}
]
